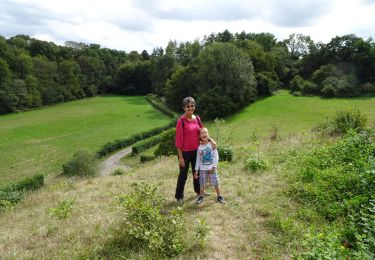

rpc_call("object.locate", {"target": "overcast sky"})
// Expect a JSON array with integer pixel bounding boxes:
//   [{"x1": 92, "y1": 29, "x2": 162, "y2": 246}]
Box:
[{"x1": 1, "y1": 0, "x2": 374, "y2": 53}]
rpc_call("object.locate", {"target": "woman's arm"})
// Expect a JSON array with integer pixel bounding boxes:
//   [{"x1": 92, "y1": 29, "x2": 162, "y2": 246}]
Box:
[
  {"x1": 208, "y1": 138, "x2": 217, "y2": 149},
  {"x1": 177, "y1": 148, "x2": 185, "y2": 168}
]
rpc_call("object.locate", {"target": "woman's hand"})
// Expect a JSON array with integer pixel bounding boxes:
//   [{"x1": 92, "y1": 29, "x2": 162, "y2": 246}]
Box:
[
  {"x1": 178, "y1": 157, "x2": 185, "y2": 168},
  {"x1": 194, "y1": 171, "x2": 198, "y2": 179},
  {"x1": 209, "y1": 138, "x2": 217, "y2": 149}
]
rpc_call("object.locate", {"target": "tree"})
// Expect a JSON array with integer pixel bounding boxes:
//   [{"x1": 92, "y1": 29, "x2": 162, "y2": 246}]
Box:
[
  {"x1": 115, "y1": 61, "x2": 152, "y2": 95},
  {"x1": 196, "y1": 42, "x2": 257, "y2": 119},
  {"x1": 284, "y1": 33, "x2": 314, "y2": 60},
  {"x1": 58, "y1": 60, "x2": 84, "y2": 100},
  {"x1": 165, "y1": 65, "x2": 199, "y2": 111}
]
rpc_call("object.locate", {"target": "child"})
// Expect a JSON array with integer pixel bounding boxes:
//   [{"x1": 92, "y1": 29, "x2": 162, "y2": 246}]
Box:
[{"x1": 194, "y1": 127, "x2": 225, "y2": 204}]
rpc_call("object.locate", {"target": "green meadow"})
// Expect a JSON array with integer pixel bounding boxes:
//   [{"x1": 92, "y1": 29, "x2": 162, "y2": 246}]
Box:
[
  {"x1": 0, "y1": 96, "x2": 170, "y2": 184},
  {"x1": 222, "y1": 90, "x2": 375, "y2": 144}
]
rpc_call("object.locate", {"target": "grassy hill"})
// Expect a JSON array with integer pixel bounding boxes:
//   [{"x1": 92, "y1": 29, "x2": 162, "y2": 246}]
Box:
[
  {"x1": 0, "y1": 96, "x2": 171, "y2": 184},
  {"x1": 0, "y1": 91, "x2": 374, "y2": 258}
]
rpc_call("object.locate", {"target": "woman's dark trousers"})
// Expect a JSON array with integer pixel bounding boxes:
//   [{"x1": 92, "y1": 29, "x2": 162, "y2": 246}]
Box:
[{"x1": 175, "y1": 150, "x2": 200, "y2": 200}]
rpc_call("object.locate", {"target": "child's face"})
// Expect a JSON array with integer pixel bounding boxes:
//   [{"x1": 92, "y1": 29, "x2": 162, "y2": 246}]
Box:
[
  {"x1": 183, "y1": 102, "x2": 195, "y2": 115},
  {"x1": 199, "y1": 128, "x2": 209, "y2": 141}
]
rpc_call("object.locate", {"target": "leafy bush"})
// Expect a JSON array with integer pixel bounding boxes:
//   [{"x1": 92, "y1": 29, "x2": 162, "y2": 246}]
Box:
[
  {"x1": 154, "y1": 128, "x2": 176, "y2": 157},
  {"x1": 0, "y1": 174, "x2": 44, "y2": 212},
  {"x1": 290, "y1": 130, "x2": 375, "y2": 257},
  {"x1": 132, "y1": 128, "x2": 175, "y2": 155},
  {"x1": 218, "y1": 146, "x2": 234, "y2": 162},
  {"x1": 63, "y1": 150, "x2": 98, "y2": 177},
  {"x1": 140, "y1": 154, "x2": 156, "y2": 163},
  {"x1": 146, "y1": 93, "x2": 177, "y2": 118},
  {"x1": 96, "y1": 120, "x2": 175, "y2": 158},
  {"x1": 49, "y1": 197, "x2": 76, "y2": 219},
  {"x1": 317, "y1": 108, "x2": 367, "y2": 136},
  {"x1": 333, "y1": 109, "x2": 367, "y2": 134},
  {"x1": 111, "y1": 168, "x2": 126, "y2": 176},
  {"x1": 245, "y1": 154, "x2": 269, "y2": 172},
  {"x1": 114, "y1": 183, "x2": 207, "y2": 258}
]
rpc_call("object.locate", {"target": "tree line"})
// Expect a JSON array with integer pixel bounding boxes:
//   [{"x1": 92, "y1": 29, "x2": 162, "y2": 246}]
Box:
[{"x1": 1, "y1": 31, "x2": 374, "y2": 118}]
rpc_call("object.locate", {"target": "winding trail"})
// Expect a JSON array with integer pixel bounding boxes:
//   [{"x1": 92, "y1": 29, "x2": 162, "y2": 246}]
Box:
[{"x1": 99, "y1": 147, "x2": 132, "y2": 176}]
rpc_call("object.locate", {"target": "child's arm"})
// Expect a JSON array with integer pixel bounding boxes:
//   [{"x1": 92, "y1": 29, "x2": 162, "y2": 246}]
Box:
[
  {"x1": 209, "y1": 146, "x2": 219, "y2": 174},
  {"x1": 194, "y1": 171, "x2": 198, "y2": 179}
]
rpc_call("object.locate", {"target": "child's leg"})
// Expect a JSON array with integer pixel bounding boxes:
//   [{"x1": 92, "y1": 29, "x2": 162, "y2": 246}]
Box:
[
  {"x1": 200, "y1": 185, "x2": 205, "y2": 196},
  {"x1": 214, "y1": 186, "x2": 221, "y2": 197}
]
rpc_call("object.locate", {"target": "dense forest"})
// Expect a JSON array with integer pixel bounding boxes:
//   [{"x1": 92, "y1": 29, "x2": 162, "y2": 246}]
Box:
[{"x1": 1, "y1": 31, "x2": 375, "y2": 118}]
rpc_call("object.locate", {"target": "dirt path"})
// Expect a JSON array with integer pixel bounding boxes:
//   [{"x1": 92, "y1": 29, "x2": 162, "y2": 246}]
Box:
[{"x1": 99, "y1": 147, "x2": 132, "y2": 176}]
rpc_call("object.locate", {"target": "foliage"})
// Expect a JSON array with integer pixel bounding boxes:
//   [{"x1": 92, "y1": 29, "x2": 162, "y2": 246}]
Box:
[
  {"x1": 111, "y1": 168, "x2": 126, "y2": 176},
  {"x1": 48, "y1": 197, "x2": 76, "y2": 219},
  {"x1": 154, "y1": 128, "x2": 176, "y2": 157},
  {"x1": 245, "y1": 154, "x2": 269, "y2": 172},
  {"x1": 196, "y1": 42, "x2": 257, "y2": 119},
  {"x1": 140, "y1": 154, "x2": 156, "y2": 163},
  {"x1": 218, "y1": 146, "x2": 234, "y2": 162},
  {"x1": 132, "y1": 128, "x2": 175, "y2": 155},
  {"x1": 290, "y1": 129, "x2": 375, "y2": 257},
  {"x1": 146, "y1": 93, "x2": 177, "y2": 118},
  {"x1": 97, "y1": 121, "x2": 175, "y2": 158},
  {"x1": 0, "y1": 174, "x2": 44, "y2": 212},
  {"x1": 114, "y1": 183, "x2": 206, "y2": 258},
  {"x1": 317, "y1": 108, "x2": 367, "y2": 135},
  {"x1": 62, "y1": 150, "x2": 98, "y2": 177}
]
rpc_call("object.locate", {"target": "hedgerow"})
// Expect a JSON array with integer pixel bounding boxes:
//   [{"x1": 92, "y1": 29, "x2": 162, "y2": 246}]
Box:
[
  {"x1": 0, "y1": 174, "x2": 44, "y2": 212},
  {"x1": 96, "y1": 120, "x2": 175, "y2": 158}
]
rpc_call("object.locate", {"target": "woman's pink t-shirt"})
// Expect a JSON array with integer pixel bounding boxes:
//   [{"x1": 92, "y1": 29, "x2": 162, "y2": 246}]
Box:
[{"x1": 175, "y1": 115, "x2": 202, "y2": 152}]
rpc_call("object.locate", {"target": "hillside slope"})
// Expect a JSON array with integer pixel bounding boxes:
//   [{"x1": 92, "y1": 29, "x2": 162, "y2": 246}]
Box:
[{"x1": 1, "y1": 91, "x2": 374, "y2": 258}]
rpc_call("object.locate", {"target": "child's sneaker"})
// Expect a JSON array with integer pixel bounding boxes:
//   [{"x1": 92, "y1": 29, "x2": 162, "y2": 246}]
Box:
[
  {"x1": 217, "y1": 196, "x2": 226, "y2": 204},
  {"x1": 196, "y1": 195, "x2": 204, "y2": 204}
]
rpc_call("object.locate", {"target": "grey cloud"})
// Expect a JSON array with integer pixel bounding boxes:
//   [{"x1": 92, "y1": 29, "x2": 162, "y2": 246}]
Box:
[
  {"x1": 267, "y1": 0, "x2": 334, "y2": 27},
  {"x1": 133, "y1": 0, "x2": 333, "y2": 28},
  {"x1": 0, "y1": 0, "x2": 68, "y2": 38}
]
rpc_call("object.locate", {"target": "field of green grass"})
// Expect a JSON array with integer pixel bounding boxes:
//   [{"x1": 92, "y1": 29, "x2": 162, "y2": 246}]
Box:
[
  {"x1": 0, "y1": 96, "x2": 171, "y2": 184},
  {"x1": 222, "y1": 90, "x2": 375, "y2": 144},
  {"x1": 1, "y1": 91, "x2": 375, "y2": 258}
]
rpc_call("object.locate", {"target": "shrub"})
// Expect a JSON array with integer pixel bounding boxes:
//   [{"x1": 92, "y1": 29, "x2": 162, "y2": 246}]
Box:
[
  {"x1": 359, "y1": 82, "x2": 375, "y2": 94},
  {"x1": 146, "y1": 93, "x2": 177, "y2": 118},
  {"x1": 154, "y1": 128, "x2": 176, "y2": 157},
  {"x1": 0, "y1": 174, "x2": 44, "y2": 212},
  {"x1": 96, "y1": 120, "x2": 175, "y2": 158},
  {"x1": 245, "y1": 154, "x2": 269, "y2": 172},
  {"x1": 332, "y1": 109, "x2": 367, "y2": 134},
  {"x1": 49, "y1": 197, "x2": 76, "y2": 219},
  {"x1": 132, "y1": 128, "x2": 175, "y2": 156},
  {"x1": 217, "y1": 145, "x2": 234, "y2": 162},
  {"x1": 317, "y1": 108, "x2": 368, "y2": 136},
  {"x1": 111, "y1": 168, "x2": 126, "y2": 176},
  {"x1": 63, "y1": 150, "x2": 98, "y2": 177},
  {"x1": 114, "y1": 183, "x2": 206, "y2": 258},
  {"x1": 140, "y1": 154, "x2": 156, "y2": 163},
  {"x1": 290, "y1": 130, "x2": 375, "y2": 257}
]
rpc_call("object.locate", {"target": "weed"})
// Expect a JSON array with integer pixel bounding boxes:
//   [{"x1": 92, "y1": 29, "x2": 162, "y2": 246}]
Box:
[
  {"x1": 49, "y1": 197, "x2": 76, "y2": 219},
  {"x1": 245, "y1": 154, "x2": 269, "y2": 172}
]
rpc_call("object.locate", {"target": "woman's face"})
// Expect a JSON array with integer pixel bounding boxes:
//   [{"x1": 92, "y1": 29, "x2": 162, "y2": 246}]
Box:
[{"x1": 183, "y1": 102, "x2": 195, "y2": 116}]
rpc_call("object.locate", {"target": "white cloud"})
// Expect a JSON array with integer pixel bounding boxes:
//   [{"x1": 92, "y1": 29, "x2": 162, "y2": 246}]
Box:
[{"x1": 0, "y1": 0, "x2": 374, "y2": 52}]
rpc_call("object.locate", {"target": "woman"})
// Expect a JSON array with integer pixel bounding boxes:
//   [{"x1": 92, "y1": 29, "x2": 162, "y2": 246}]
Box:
[{"x1": 174, "y1": 97, "x2": 214, "y2": 203}]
